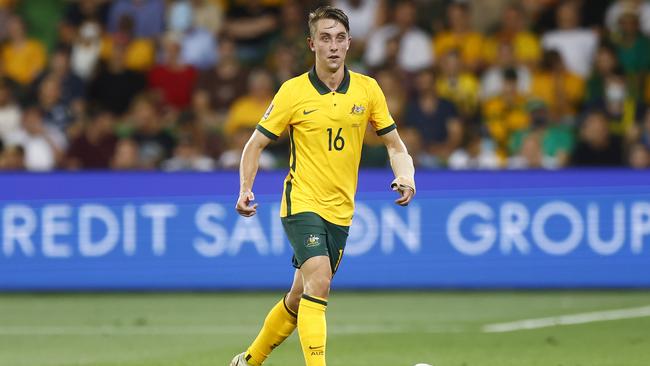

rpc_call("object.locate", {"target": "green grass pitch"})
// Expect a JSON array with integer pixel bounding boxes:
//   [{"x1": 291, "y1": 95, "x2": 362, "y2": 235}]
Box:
[{"x1": 1, "y1": 291, "x2": 649, "y2": 366}]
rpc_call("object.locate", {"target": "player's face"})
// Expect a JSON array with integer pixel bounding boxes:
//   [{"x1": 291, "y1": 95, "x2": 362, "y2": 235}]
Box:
[{"x1": 310, "y1": 19, "x2": 350, "y2": 72}]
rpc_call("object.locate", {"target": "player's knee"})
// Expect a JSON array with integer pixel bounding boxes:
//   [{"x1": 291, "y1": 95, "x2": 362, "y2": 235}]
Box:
[
  {"x1": 305, "y1": 276, "x2": 331, "y2": 298},
  {"x1": 285, "y1": 291, "x2": 301, "y2": 312}
]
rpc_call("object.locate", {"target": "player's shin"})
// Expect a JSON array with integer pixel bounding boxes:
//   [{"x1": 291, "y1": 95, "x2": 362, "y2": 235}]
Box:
[
  {"x1": 245, "y1": 295, "x2": 298, "y2": 366},
  {"x1": 298, "y1": 294, "x2": 328, "y2": 366}
]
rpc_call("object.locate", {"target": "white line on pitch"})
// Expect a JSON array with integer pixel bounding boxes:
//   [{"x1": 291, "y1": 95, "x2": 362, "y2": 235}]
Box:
[
  {"x1": 0, "y1": 324, "x2": 465, "y2": 336},
  {"x1": 482, "y1": 305, "x2": 650, "y2": 333}
]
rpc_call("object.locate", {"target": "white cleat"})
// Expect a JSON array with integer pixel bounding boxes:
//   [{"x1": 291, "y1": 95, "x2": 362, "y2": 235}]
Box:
[{"x1": 229, "y1": 352, "x2": 251, "y2": 366}]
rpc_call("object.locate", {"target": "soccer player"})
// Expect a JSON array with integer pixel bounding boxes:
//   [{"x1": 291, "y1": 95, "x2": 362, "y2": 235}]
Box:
[{"x1": 231, "y1": 6, "x2": 415, "y2": 366}]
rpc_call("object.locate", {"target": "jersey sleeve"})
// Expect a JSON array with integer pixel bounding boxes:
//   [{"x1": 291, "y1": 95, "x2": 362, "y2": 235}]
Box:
[
  {"x1": 256, "y1": 82, "x2": 294, "y2": 140},
  {"x1": 368, "y1": 79, "x2": 397, "y2": 136}
]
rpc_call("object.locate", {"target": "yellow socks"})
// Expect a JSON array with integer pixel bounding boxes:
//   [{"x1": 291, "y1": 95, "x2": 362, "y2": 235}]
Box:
[
  {"x1": 245, "y1": 296, "x2": 298, "y2": 366},
  {"x1": 298, "y1": 294, "x2": 328, "y2": 366}
]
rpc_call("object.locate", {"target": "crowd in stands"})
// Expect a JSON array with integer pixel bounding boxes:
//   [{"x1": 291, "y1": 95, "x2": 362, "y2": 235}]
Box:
[{"x1": 0, "y1": 0, "x2": 649, "y2": 171}]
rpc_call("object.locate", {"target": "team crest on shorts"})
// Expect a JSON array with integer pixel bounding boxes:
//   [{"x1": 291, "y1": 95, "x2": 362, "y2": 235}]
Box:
[
  {"x1": 305, "y1": 234, "x2": 321, "y2": 247},
  {"x1": 350, "y1": 104, "x2": 366, "y2": 115}
]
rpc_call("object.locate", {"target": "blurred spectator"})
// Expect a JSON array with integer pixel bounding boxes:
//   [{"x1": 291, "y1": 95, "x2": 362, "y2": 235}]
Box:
[
  {"x1": 375, "y1": 68, "x2": 407, "y2": 122},
  {"x1": 365, "y1": 0, "x2": 433, "y2": 73},
  {"x1": 404, "y1": 68, "x2": 462, "y2": 167},
  {"x1": 530, "y1": 50, "x2": 584, "y2": 120},
  {"x1": 448, "y1": 126, "x2": 499, "y2": 169},
  {"x1": 192, "y1": 0, "x2": 224, "y2": 35},
  {"x1": 480, "y1": 42, "x2": 532, "y2": 100},
  {"x1": 0, "y1": 80, "x2": 20, "y2": 143},
  {"x1": 88, "y1": 47, "x2": 147, "y2": 115},
  {"x1": 510, "y1": 101, "x2": 575, "y2": 169},
  {"x1": 4, "y1": 106, "x2": 66, "y2": 171},
  {"x1": 0, "y1": 144, "x2": 25, "y2": 170},
  {"x1": 483, "y1": 4, "x2": 542, "y2": 67},
  {"x1": 606, "y1": 0, "x2": 650, "y2": 37},
  {"x1": 334, "y1": 0, "x2": 383, "y2": 42},
  {"x1": 585, "y1": 44, "x2": 621, "y2": 104},
  {"x1": 167, "y1": 1, "x2": 218, "y2": 70},
  {"x1": 148, "y1": 33, "x2": 198, "y2": 110},
  {"x1": 434, "y1": 2, "x2": 484, "y2": 71},
  {"x1": 191, "y1": 89, "x2": 225, "y2": 160},
  {"x1": 508, "y1": 130, "x2": 557, "y2": 169},
  {"x1": 110, "y1": 138, "x2": 141, "y2": 170},
  {"x1": 127, "y1": 95, "x2": 176, "y2": 169},
  {"x1": 37, "y1": 76, "x2": 75, "y2": 133},
  {"x1": 571, "y1": 111, "x2": 624, "y2": 166},
  {"x1": 223, "y1": 69, "x2": 274, "y2": 137},
  {"x1": 586, "y1": 71, "x2": 644, "y2": 136},
  {"x1": 542, "y1": 1, "x2": 598, "y2": 78},
  {"x1": 483, "y1": 68, "x2": 531, "y2": 160},
  {"x1": 55, "y1": 18, "x2": 77, "y2": 52},
  {"x1": 101, "y1": 14, "x2": 155, "y2": 72},
  {"x1": 609, "y1": 6, "x2": 650, "y2": 100},
  {"x1": 270, "y1": 2, "x2": 310, "y2": 70},
  {"x1": 0, "y1": 3, "x2": 11, "y2": 42},
  {"x1": 223, "y1": 0, "x2": 280, "y2": 65},
  {"x1": 65, "y1": 111, "x2": 117, "y2": 170},
  {"x1": 31, "y1": 48, "x2": 85, "y2": 107},
  {"x1": 628, "y1": 107, "x2": 650, "y2": 148},
  {"x1": 628, "y1": 142, "x2": 650, "y2": 168},
  {"x1": 16, "y1": 0, "x2": 66, "y2": 53},
  {"x1": 270, "y1": 44, "x2": 302, "y2": 85},
  {"x1": 436, "y1": 51, "x2": 480, "y2": 118},
  {"x1": 71, "y1": 22, "x2": 103, "y2": 81},
  {"x1": 108, "y1": 0, "x2": 165, "y2": 38},
  {"x1": 162, "y1": 134, "x2": 215, "y2": 171},
  {"x1": 195, "y1": 37, "x2": 249, "y2": 114},
  {"x1": 63, "y1": 0, "x2": 111, "y2": 27},
  {"x1": 191, "y1": 89, "x2": 222, "y2": 130},
  {"x1": 219, "y1": 127, "x2": 275, "y2": 169},
  {"x1": 0, "y1": 15, "x2": 46, "y2": 86}
]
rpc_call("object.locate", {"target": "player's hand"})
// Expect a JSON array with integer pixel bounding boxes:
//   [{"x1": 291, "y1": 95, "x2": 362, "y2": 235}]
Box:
[
  {"x1": 236, "y1": 190, "x2": 258, "y2": 217},
  {"x1": 391, "y1": 179, "x2": 415, "y2": 206}
]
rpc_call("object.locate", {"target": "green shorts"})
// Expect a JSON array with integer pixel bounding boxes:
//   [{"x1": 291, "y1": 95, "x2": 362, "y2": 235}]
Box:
[{"x1": 281, "y1": 212, "x2": 350, "y2": 275}]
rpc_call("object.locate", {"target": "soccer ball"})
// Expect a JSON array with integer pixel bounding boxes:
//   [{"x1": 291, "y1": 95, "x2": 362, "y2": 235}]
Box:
[{"x1": 414, "y1": 364, "x2": 432, "y2": 366}]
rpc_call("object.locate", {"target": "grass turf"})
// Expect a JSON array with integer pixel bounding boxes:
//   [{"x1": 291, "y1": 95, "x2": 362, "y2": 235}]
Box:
[{"x1": 0, "y1": 291, "x2": 649, "y2": 366}]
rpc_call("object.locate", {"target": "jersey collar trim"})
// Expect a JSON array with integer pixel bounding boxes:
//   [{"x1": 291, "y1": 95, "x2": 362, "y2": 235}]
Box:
[{"x1": 308, "y1": 66, "x2": 350, "y2": 95}]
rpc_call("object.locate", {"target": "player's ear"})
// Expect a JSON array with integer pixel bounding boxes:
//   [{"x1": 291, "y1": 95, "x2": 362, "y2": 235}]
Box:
[{"x1": 307, "y1": 37, "x2": 315, "y2": 52}]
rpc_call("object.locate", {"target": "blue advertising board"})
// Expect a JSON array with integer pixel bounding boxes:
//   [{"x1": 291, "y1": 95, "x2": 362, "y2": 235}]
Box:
[{"x1": 1, "y1": 170, "x2": 649, "y2": 290}]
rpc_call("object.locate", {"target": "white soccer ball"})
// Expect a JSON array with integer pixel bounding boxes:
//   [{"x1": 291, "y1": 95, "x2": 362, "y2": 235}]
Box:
[{"x1": 414, "y1": 364, "x2": 432, "y2": 366}]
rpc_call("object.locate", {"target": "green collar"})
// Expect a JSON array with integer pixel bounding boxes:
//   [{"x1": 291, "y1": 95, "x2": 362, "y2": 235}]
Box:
[{"x1": 308, "y1": 66, "x2": 350, "y2": 95}]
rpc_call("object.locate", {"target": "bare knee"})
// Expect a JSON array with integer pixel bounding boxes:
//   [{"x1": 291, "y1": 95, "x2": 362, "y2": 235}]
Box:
[
  {"x1": 304, "y1": 275, "x2": 331, "y2": 299},
  {"x1": 285, "y1": 289, "x2": 302, "y2": 313}
]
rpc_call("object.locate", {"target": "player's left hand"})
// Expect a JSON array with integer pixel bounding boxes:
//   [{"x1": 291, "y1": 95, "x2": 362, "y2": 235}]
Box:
[
  {"x1": 236, "y1": 190, "x2": 258, "y2": 217},
  {"x1": 392, "y1": 183, "x2": 415, "y2": 206}
]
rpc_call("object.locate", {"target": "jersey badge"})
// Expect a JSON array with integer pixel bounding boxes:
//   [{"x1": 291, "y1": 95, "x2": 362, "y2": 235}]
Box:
[
  {"x1": 305, "y1": 234, "x2": 321, "y2": 247},
  {"x1": 350, "y1": 104, "x2": 366, "y2": 115}
]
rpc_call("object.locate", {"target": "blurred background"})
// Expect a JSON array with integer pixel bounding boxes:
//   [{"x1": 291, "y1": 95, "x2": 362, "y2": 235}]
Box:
[
  {"x1": 0, "y1": 0, "x2": 649, "y2": 171},
  {"x1": 1, "y1": 1, "x2": 650, "y2": 366}
]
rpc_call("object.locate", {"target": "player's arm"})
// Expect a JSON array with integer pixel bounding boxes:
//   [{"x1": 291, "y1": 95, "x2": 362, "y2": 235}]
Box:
[
  {"x1": 236, "y1": 130, "x2": 273, "y2": 217},
  {"x1": 236, "y1": 80, "x2": 294, "y2": 216},
  {"x1": 380, "y1": 129, "x2": 416, "y2": 206}
]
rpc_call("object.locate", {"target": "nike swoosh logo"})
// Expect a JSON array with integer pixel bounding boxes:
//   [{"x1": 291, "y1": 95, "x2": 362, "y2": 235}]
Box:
[
  {"x1": 303, "y1": 109, "x2": 318, "y2": 115},
  {"x1": 309, "y1": 345, "x2": 324, "y2": 350}
]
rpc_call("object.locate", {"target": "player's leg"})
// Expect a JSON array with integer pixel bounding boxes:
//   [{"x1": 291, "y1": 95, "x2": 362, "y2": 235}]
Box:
[
  {"x1": 240, "y1": 270, "x2": 303, "y2": 366},
  {"x1": 297, "y1": 256, "x2": 332, "y2": 366}
]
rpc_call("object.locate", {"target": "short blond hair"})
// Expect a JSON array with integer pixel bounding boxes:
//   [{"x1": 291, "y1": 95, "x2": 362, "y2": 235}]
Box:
[{"x1": 308, "y1": 6, "x2": 349, "y2": 37}]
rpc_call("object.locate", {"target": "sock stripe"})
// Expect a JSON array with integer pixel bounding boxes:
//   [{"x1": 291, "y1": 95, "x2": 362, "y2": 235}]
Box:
[
  {"x1": 301, "y1": 294, "x2": 328, "y2": 306},
  {"x1": 283, "y1": 295, "x2": 298, "y2": 318}
]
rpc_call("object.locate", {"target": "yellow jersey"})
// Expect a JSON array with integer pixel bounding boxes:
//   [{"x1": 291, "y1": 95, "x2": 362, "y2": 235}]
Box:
[{"x1": 256, "y1": 67, "x2": 395, "y2": 226}]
